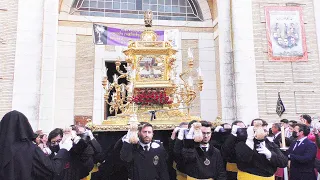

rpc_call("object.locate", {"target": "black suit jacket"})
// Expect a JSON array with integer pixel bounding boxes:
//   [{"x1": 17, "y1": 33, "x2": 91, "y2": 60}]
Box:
[
  {"x1": 273, "y1": 133, "x2": 281, "y2": 147},
  {"x1": 236, "y1": 139, "x2": 288, "y2": 177},
  {"x1": 273, "y1": 133, "x2": 293, "y2": 148}
]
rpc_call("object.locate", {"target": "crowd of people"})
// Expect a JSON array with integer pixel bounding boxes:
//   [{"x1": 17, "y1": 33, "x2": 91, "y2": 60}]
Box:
[
  {"x1": 0, "y1": 110, "x2": 103, "y2": 180},
  {"x1": 0, "y1": 110, "x2": 320, "y2": 180}
]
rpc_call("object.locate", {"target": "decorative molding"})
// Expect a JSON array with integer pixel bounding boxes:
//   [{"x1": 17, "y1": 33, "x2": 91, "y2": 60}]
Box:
[
  {"x1": 212, "y1": 17, "x2": 218, "y2": 28},
  {"x1": 214, "y1": 30, "x2": 219, "y2": 40}
]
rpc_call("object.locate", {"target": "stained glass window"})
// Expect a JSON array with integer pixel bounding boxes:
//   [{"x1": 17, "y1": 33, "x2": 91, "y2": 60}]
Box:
[{"x1": 72, "y1": 0, "x2": 203, "y2": 21}]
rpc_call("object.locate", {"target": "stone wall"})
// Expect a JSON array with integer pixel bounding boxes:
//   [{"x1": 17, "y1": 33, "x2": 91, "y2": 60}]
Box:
[
  {"x1": 74, "y1": 35, "x2": 95, "y2": 121},
  {"x1": 0, "y1": 0, "x2": 19, "y2": 118},
  {"x1": 252, "y1": 0, "x2": 320, "y2": 121}
]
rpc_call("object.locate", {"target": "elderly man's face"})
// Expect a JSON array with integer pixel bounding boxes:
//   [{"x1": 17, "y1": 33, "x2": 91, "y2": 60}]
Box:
[{"x1": 271, "y1": 125, "x2": 279, "y2": 134}]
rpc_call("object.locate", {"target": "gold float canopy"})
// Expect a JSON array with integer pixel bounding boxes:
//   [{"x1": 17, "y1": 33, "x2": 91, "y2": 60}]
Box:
[{"x1": 91, "y1": 10, "x2": 203, "y2": 132}]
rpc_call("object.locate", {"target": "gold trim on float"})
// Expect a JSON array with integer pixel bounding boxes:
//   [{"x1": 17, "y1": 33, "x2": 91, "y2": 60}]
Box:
[{"x1": 89, "y1": 10, "x2": 203, "y2": 132}]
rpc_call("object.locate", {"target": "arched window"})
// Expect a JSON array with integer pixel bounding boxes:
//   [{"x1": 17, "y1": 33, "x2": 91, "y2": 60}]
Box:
[{"x1": 71, "y1": 0, "x2": 203, "y2": 21}]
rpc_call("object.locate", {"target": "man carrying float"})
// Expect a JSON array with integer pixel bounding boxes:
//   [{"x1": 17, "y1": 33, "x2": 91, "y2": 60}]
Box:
[{"x1": 235, "y1": 120, "x2": 288, "y2": 180}]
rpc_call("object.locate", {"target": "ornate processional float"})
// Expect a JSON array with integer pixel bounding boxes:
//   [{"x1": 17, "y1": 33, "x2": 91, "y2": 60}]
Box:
[{"x1": 90, "y1": 10, "x2": 204, "y2": 132}]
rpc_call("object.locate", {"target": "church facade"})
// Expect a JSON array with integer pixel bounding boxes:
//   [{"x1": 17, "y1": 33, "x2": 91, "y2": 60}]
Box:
[{"x1": 0, "y1": 0, "x2": 320, "y2": 132}]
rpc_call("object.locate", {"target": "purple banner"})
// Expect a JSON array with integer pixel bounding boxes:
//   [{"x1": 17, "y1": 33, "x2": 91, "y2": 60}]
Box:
[{"x1": 93, "y1": 24, "x2": 164, "y2": 46}]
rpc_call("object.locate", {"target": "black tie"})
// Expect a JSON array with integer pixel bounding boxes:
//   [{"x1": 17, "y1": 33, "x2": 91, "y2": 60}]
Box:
[
  {"x1": 293, "y1": 141, "x2": 300, "y2": 150},
  {"x1": 201, "y1": 147, "x2": 207, "y2": 152},
  {"x1": 144, "y1": 146, "x2": 148, "y2": 152}
]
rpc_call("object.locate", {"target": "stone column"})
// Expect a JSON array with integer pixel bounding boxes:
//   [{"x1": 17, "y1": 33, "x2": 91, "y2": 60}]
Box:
[
  {"x1": 314, "y1": 0, "x2": 320, "y2": 64},
  {"x1": 217, "y1": 0, "x2": 236, "y2": 123},
  {"x1": 12, "y1": 0, "x2": 44, "y2": 129},
  {"x1": 38, "y1": 0, "x2": 60, "y2": 133},
  {"x1": 231, "y1": 0, "x2": 259, "y2": 125}
]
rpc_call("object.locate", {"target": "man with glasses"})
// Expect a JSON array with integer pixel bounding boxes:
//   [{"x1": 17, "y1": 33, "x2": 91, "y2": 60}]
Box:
[
  {"x1": 48, "y1": 128, "x2": 95, "y2": 180},
  {"x1": 180, "y1": 120, "x2": 227, "y2": 180},
  {"x1": 48, "y1": 128, "x2": 64, "y2": 155}
]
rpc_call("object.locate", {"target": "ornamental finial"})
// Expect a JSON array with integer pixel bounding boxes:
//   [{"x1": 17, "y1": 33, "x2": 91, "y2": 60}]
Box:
[{"x1": 144, "y1": 10, "x2": 153, "y2": 27}]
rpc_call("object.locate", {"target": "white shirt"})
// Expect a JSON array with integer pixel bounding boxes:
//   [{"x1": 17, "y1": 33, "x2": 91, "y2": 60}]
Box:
[
  {"x1": 200, "y1": 143, "x2": 209, "y2": 152},
  {"x1": 293, "y1": 136, "x2": 307, "y2": 150},
  {"x1": 297, "y1": 136, "x2": 307, "y2": 146},
  {"x1": 274, "y1": 132, "x2": 281, "y2": 139},
  {"x1": 139, "y1": 142, "x2": 151, "y2": 151}
]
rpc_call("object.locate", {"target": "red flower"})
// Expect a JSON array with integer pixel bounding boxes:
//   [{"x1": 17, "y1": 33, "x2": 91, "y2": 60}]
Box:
[{"x1": 132, "y1": 89, "x2": 172, "y2": 105}]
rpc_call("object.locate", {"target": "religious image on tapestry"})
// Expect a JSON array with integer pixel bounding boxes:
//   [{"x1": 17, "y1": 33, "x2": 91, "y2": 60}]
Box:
[
  {"x1": 265, "y1": 6, "x2": 307, "y2": 61},
  {"x1": 92, "y1": 24, "x2": 164, "y2": 46}
]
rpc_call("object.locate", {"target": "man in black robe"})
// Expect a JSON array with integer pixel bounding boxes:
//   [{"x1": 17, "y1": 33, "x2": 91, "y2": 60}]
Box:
[
  {"x1": 180, "y1": 120, "x2": 227, "y2": 180},
  {"x1": 73, "y1": 125, "x2": 103, "y2": 179},
  {"x1": 212, "y1": 123, "x2": 232, "y2": 151},
  {"x1": 235, "y1": 124, "x2": 288, "y2": 180},
  {"x1": 168, "y1": 122, "x2": 188, "y2": 180},
  {"x1": 47, "y1": 128, "x2": 95, "y2": 180},
  {"x1": 0, "y1": 110, "x2": 73, "y2": 180},
  {"x1": 92, "y1": 136, "x2": 129, "y2": 180},
  {"x1": 120, "y1": 122, "x2": 170, "y2": 180},
  {"x1": 221, "y1": 121, "x2": 246, "y2": 180}
]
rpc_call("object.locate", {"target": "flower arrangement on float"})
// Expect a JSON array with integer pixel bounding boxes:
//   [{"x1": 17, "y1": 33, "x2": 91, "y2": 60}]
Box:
[{"x1": 132, "y1": 89, "x2": 173, "y2": 106}]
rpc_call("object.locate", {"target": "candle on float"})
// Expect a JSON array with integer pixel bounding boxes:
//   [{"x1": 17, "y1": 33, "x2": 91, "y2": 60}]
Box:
[
  {"x1": 102, "y1": 67, "x2": 108, "y2": 81},
  {"x1": 188, "y1": 76, "x2": 193, "y2": 87},
  {"x1": 132, "y1": 103, "x2": 135, "y2": 112},
  {"x1": 105, "y1": 67, "x2": 108, "y2": 77},
  {"x1": 121, "y1": 85, "x2": 125, "y2": 93},
  {"x1": 106, "y1": 81, "x2": 109, "y2": 90},
  {"x1": 128, "y1": 83, "x2": 133, "y2": 93},
  {"x1": 173, "y1": 96, "x2": 177, "y2": 103},
  {"x1": 187, "y1": 47, "x2": 193, "y2": 59},
  {"x1": 198, "y1": 67, "x2": 202, "y2": 77},
  {"x1": 113, "y1": 74, "x2": 118, "y2": 82},
  {"x1": 281, "y1": 126, "x2": 286, "y2": 148},
  {"x1": 131, "y1": 70, "x2": 136, "y2": 79}
]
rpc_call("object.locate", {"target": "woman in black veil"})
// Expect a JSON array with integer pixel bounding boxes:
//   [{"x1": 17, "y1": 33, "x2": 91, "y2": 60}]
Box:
[{"x1": 0, "y1": 110, "x2": 73, "y2": 180}]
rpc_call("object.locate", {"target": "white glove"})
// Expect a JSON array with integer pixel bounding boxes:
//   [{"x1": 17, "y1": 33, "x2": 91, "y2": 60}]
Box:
[
  {"x1": 256, "y1": 143, "x2": 272, "y2": 160},
  {"x1": 122, "y1": 130, "x2": 131, "y2": 143},
  {"x1": 245, "y1": 139, "x2": 254, "y2": 150},
  {"x1": 71, "y1": 130, "x2": 77, "y2": 140},
  {"x1": 186, "y1": 126, "x2": 194, "y2": 139},
  {"x1": 231, "y1": 125, "x2": 240, "y2": 136},
  {"x1": 59, "y1": 137, "x2": 73, "y2": 151},
  {"x1": 173, "y1": 127, "x2": 180, "y2": 134},
  {"x1": 177, "y1": 128, "x2": 187, "y2": 140},
  {"x1": 73, "y1": 136, "x2": 81, "y2": 144},
  {"x1": 85, "y1": 130, "x2": 94, "y2": 140},
  {"x1": 247, "y1": 126, "x2": 255, "y2": 140},
  {"x1": 43, "y1": 147, "x2": 52, "y2": 155},
  {"x1": 171, "y1": 127, "x2": 180, "y2": 140},
  {"x1": 214, "y1": 126, "x2": 223, "y2": 132}
]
